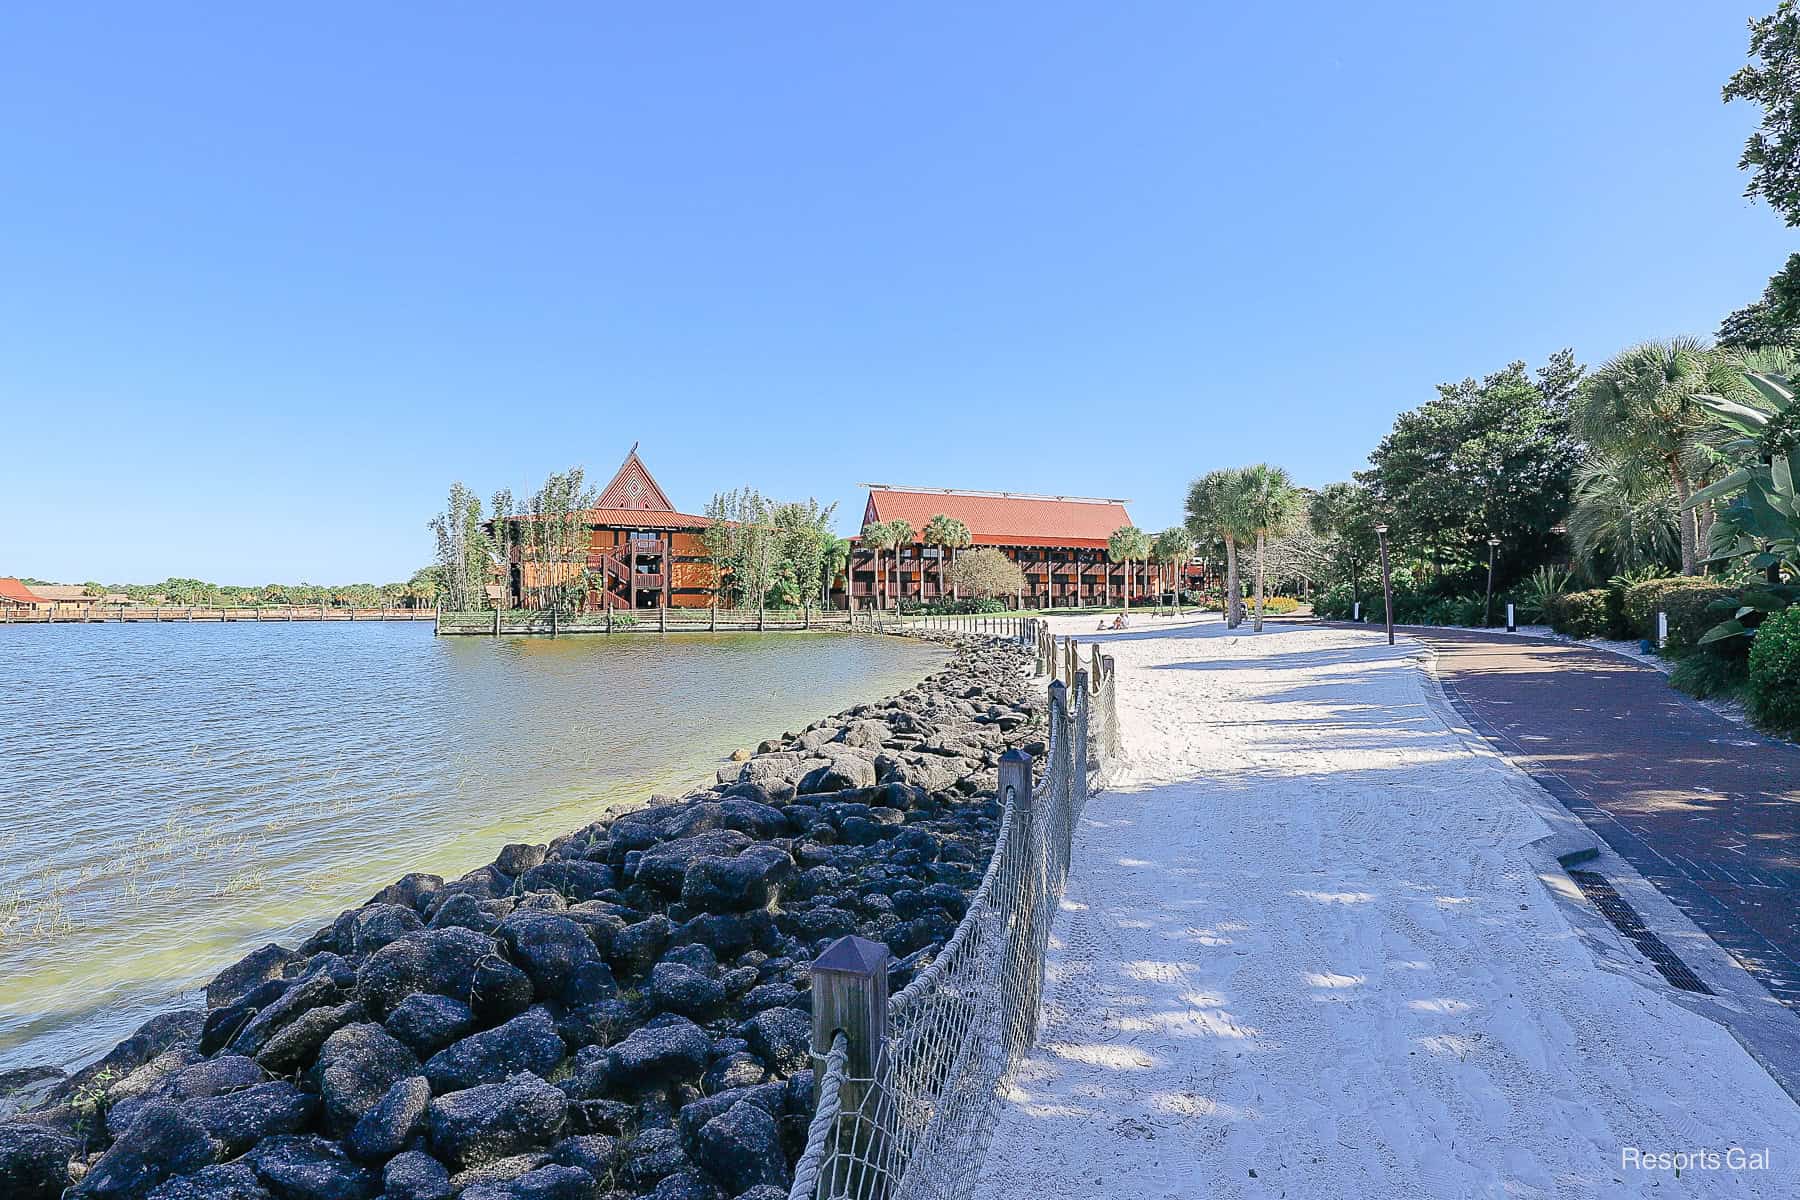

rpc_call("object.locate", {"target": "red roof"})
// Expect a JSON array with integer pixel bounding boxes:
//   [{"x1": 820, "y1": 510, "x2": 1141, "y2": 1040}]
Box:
[
  {"x1": 583, "y1": 507, "x2": 710, "y2": 530},
  {"x1": 595, "y1": 445, "x2": 678, "y2": 512},
  {"x1": 863, "y1": 487, "x2": 1134, "y2": 549},
  {"x1": 0, "y1": 577, "x2": 48, "y2": 604}
]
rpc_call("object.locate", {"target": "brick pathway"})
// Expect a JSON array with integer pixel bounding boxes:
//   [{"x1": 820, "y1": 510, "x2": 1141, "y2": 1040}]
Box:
[{"x1": 1410, "y1": 628, "x2": 1800, "y2": 1009}]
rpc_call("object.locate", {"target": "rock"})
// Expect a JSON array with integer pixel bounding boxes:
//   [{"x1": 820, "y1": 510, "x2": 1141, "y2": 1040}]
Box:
[
  {"x1": 310, "y1": 1023, "x2": 420, "y2": 1138},
  {"x1": 72, "y1": 1103, "x2": 217, "y2": 1200},
  {"x1": 199, "y1": 979, "x2": 288, "y2": 1055},
  {"x1": 714, "y1": 800, "x2": 785, "y2": 840},
  {"x1": 0, "y1": 1124, "x2": 75, "y2": 1200},
  {"x1": 470, "y1": 956, "x2": 536, "y2": 1026},
  {"x1": 736, "y1": 1187, "x2": 787, "y2": 1200},
  {"x1": 367, "y1": 873, "x2": 443, "y2": 914},
  {"x1": 497, "y1": 914, "x2": 605, "y2": 1002},
  {"x1": 645, "y1": 1170, "x2": 725, "y2": 1200},
  {"x1": 678, "y1": 846, "x2": 792, "y2": 913},
  {"x1": 230, "y1": 967, "x2": 352, "y2": 1060},
  {"x1": 425, "y1": 1073, "x2": 567, "y2": 1168},
  {"x1": 741, "y1": 1008, "x2": 811, "y2": 1075},
  {"x1": 346, "y1": 1075, "x2": 431, "y2": 1162},
  {"x1": 608, "y1": 915, "x2": 672, "y2": 976},
  {"x1": 346, "y1": 905, "x2": 424, "y2": 957},
  {"x1": 695, "y1": 1100, "x2": 788, "y2": 1194},
  {"x1": 620, "y1": 1127, "x2": 691, "y2": 1189},
  {"x1": 635, "y1": 832, "x2": 754, "y2": 894},
  {"x1": 670, "y1": 912, "x2": 774, "y2": 960},
  {"x1": 447, "y1": 1154, "x2": 549, "y2": 1194},
  {"x1": 426, "y1": 892, "x2": 501, "y2": 934},
  {"x1": 106, "y1": 1055, "x2": 266, "y2": 1137},
  {"x1": 355, "y1": 928, "x2": 498, "y2": 1019},
  {"x1": 461, "y1": 1164, "x2": 594, "y2": 1200},
  {"x1": 424, "y1": 1009, "x2": 565, "y2": 1094},
  {"x1": 182, "y1": 1082, "x2": 318, "y2": 1157},
  {"x1": 601, "y1": 1016, "x2": 712, "y2": 1092},
  {"x1": 243, "y1": 1135, "x2": 377, "y2": 1200},
  {"x1": 144, "y1": 1163, "x2": 271, "y2": 1200},
  {"x1": 206, "y1": 945, "x2": 298, "y2": 1009},
  {"x1": 56, "y1": 1010, "x2": 205, "y2": 1109},
  {"x1": 547, "y1": 1134, "x2": 617, "y2": 1181},
  {"x1": 254, "y1": 1002, "x2": 364, "y2": 1075},
  {"x1": 648, "y1": 962, "x2": 726, "y2": 1019},
  {"x1": 790, "y1": 907, "x2": 856, "y2": 943},
  {"x1": 384, "y1": 994, "x2": 477, "y2": 1059},
  {"x1": 494, "y1": 845, "x2": 546, "y2": 877},
  {"x1": 701, "y1": 1053, "x2": 767, "y2": 1094},
  {"x1": 381, "y1": 1151, "x2": 452, "y2": 1200},
  {"x1": 518, "y1": 861, "x2": 617, "y2": 904},
  {"x1": 729, "y1": 748, "x2": 752, "y2": 762}
]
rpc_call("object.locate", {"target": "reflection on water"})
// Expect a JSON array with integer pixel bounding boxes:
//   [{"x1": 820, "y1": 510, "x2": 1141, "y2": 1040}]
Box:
[{"x1": 0, "y1": 622, "x2": 944, "y2": 1070}]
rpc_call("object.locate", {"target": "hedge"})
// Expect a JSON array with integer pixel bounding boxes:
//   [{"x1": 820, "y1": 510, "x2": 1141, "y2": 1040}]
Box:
[
  {"x1": 1622, "y1": 577, "x2": 1739, "y2": 644},
  {"x1": 1748, "y1": 606, "x2": 1800, "y2": 737},
  {"x1": 1546, "y1": 589, "x2": 1613, "y2": 639}
]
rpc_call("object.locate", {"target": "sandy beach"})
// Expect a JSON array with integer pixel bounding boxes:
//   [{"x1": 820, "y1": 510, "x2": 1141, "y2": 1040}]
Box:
[{"x1": 974, "y1": 617, "x2": 1800, "y2": 1199}]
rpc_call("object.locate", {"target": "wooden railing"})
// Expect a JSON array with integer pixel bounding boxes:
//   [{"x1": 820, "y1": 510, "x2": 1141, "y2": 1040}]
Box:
[{"x1": 1, "y1": 604, "x2": 437, "y2": 624}]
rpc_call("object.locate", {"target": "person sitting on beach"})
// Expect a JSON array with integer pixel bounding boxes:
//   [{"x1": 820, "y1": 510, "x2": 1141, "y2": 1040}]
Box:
[
  {"x1": 1097, "y1": 618, "x2": 1109, "y2": 631},
  {"x1": 1112, "y1": 614, "x2": 1126, "y2": 630}
]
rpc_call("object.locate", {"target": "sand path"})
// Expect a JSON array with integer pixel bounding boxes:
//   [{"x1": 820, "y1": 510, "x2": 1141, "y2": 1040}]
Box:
[{"x1": 973, "y1": 619, "x2": 1800, "y2": 1198}]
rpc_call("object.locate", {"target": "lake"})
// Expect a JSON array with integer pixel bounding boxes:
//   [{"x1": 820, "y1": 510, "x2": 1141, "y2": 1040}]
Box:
[{"x1": 0, "y1": 622, "x2": 945, "y2": 1072}]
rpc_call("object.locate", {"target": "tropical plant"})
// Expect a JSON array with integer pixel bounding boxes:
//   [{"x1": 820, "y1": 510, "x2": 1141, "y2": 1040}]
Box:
[
  {"x1": 1237, "y1": 464, "x2": 1305, "y2": 631},
  {"x1": 1151, "y1": 527, "x2": 1193, "y2": 604},
  {"x1": 944, "y1": 547, "x2": 1026, "y2": 602},
  {"x1": 1748, "y1": 604, "x2": 1800, "y2": 735},
  {"x1": 884, "y1": 519, "x2": 915, "y2": 606},
  {"x1": 1186, "y1": 469, "x2": 1255, "y2": 627},
  {"x1": 429, "y1": 482, "x2": 491, "y2": 612},
  {"x1": 1107, "y1": 525, "x2": 1152, "y2": 613},
  {"x1": 921, "y1": 514, "x2": 971, "y2": 603},
  {"x1": 860, "y1": 521, "x2": 893, "y2": 611},
  {"x1": 1515, "y1": 566, "x2": 1570, "y2": 623},
  {"x1": 820, "y1": 534, "x2": 851, "y2": 609},
  {"x1": 1564, "y1": 448, "x2": 1682, "y2": 581},
  {"x1": 1724, "y1": 1, "x2": 1800, "y2": 227},
  {"x1": 1308, "y1": 481, "x2": 1380, "y2": 604}
]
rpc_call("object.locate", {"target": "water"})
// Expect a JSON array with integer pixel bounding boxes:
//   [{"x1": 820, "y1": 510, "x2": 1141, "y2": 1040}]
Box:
[{"x1": 0, "y1": 622, "x2": 945, "y2": 1071}]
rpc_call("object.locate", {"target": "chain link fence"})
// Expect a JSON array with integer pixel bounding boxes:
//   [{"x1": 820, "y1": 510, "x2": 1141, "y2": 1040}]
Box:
[{"x1": 790, "y1": 619, "x2": 1119, "y2": 1200}]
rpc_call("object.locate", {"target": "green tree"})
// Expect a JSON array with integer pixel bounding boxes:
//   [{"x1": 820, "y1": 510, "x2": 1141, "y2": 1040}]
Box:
[
  {"x1": 773, "y1": 499, "x2": 837, "y2": 620},
  {"x1": 1724, "y1": 1, "x2": 1800, "y2": 226},
  {"x1": 1107, "y1": 525, "x2": 1152, "y2": 613},
  {"x1": 1573, "y1": 339, "x2": 1744, "y2": 575},
  {"x1": 1237, "y1": 465, "x2": 1305, "y2": 632},
  {"x1": 820, "y1": 534, "x2": 851, "y2": 609},
  {"x1": 1309, "y1": 481, "x2": 1380, "y2": 607},
  {"x1": 860, "y1": 520, "x2": 893, "y2": 611},
  {"x1": 1565, "y1": 448, "x2": 1681, "y2": 580},
  {"x1": 944, "y1": 547, "x2": 1025, "y2": 601},
  {"x1": 1186, "y1": 469, "x2": 1255, "y2": 627},
  {"x1": 1360, "y1": 353, "x2": 1581, "y2": 590},
  {"x1": 884, "y1": 519, "x2": 915, "y2": 607},
  {"x1": 1719, "y1": 254, "x2": 1800, "y2": 351},
  {"x1": 1151, "y1": 527, "x2": 1193, "y2": 606},
  {"x1": 921, "y1": 514, "x2": 972, "y2": 602},
  {"x1": 429, "y1": 482, "x2": 490, "y2": 612}
]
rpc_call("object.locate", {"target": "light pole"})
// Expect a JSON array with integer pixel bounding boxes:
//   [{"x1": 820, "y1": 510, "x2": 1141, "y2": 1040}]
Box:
[
  {"x1": 1484, "y1": 533, "x2": 1500, "y2": 628},
  {"x1": 1375, "y1": 522, "x2": 1394, "y2": 646}
]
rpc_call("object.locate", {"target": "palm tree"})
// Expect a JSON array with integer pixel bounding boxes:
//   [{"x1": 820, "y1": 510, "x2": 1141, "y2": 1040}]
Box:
[
  {"x1": 1237, "y1": 464, "x2": 1304, "y2": 632},
  {"x1": 1187, "y1": 469, "x2": 1256, "y2": 627},
  {"x1": 820, "y1": 534, "x2": 851, "y2": 609},
  {"x1": 885, "y1": 519, "x2": 914, "y2": 607},
  {"x1": 1151, "y1": 527, "x2": 1193, "y2": 609},
  {"x1": 921, "y1": 514, "x2": 969, "y2": 606},
  {"x1": 860, "y1": 521, "x2": 892, "y2": 611},
  {"x1": 943, "y1": 518, "x2": 971, "y2": 599},
  {"x1": 1573, "y1": 338, "x2": 1746, "y2": 574},
  {"x1": 1565, "y1": 449, "x2": 1681, "y2": 580},
  {"x1": 1107, "y1": 526, "x2": 1153, "y2": 612}
]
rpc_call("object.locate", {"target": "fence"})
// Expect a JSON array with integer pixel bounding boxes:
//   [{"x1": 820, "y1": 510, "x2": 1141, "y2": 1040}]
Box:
[
  {"x1": 433, "y1": 606, "x2": 1044, "y2": 638},
  {"x1": 789, "y1": 617, "x2": 1118, "y2": 1200},
  {"x1": 0, "y1": 603, "x2": 435, "y2": 624}
]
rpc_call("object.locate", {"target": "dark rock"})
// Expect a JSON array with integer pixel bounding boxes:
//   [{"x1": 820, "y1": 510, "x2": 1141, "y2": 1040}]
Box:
[
  {"x1": 448, "y1": 1153, "x2": 550, "y2": 1194},
  {"x1": 426, "y1": 892, "x2": 502, "y2": 935},
  {"x1": 648, "y1": 963, "x2": 725, "y2": 1020},
  {"x1": 675, "y1": 1084, "x2": 786, "y2": 1146},
  {"x1": 200, "y1": 979, "x2": 289, "y2": 1055},
  {"x1": 608, "y1": 916, "x2": 672, "y2": 976},
  {"x1": 144, "y1": 1163, "x2": 270, "y2": 1200},
  {"x1": 555, "y1": 997, "x2": 649, "y2": 1054},
  {"x1": 207, "y1": 946, "x2": 299, "y2": 1010},
  {"x1": 519, "y1": 861, "x2": 618, "y2": 904},
  {"x1": 619, "y1": 1127, "x2": 690, "y2": 1189},
  {"x1": 512, "y1": 892, "x2": 568, "y2": 914},
  {"x1": 355, "y1": 928, "x2": 497, "y2": 1019},
  {"x1": 425, "y1": 1073, "x2": 567, "y2": 1168},
  {"x1": 498, "y1": 914, "x2": 605, "y2": 1002},
  {"x1": 736, "y1": 1187, "x2": 787, "y2": 1200},
  {"x1": 107, "y1": 1055, "x2": 266, "y2": 1137},
  {"x1": 602, "y1": 1017, "x2": 712, "y2": 1092},
  {"x1": 798, "y1": 756, "x2": 877, "y2": 795},
  {"x1": 714, "y1": 800, "x2": 785, "y2": 840},
  {"x1": 695, "y1": 1100, "x2": 788, "y2": 1194},
  {"x1": 254, "y1": 1002, "x2": 364, "y2": 1075},
  {"x1": 462, "y1": 1164, "x2": 595, "y2": 1200},
  {"x1": 469, "y1": 956, "x2": 536, "y2": 1026},
  {"x1": 384, "y1": 994, "x2": 477, "y2": 1059},
  {"x1": 678, "y1": 846, "x2": 792, "y2": 914},
  {"x1": 347, "y1": 905, "x2": 424, "y2": 957},
  {"x1": 635, "y1": 833, "x2": 753, "y2": 894},
  {"x1": 382, "y1": 1150, "x2": 452, "y2": 1200},
  {"x1": 563, "y1": 1099, "x2": 636, "y2": 1137},
  {"x1": 547, "y1": 1134, "x2": 618, "y2": 1181},
  {"x1": 73, "y1": 1103, "x2": 217, "y2": 1199},
  {"x1": 312, "y1": 1023, "x2": 420, "y2": 1138},
  {"x1": 670, "y1": 912, "x2": 774, "y2": 960},
  {"x1": 0, "y1": 1123, "x2": 75, "y2": 1200},
  {"x1": 367, "y1": 873, "x2": 443, "y2": 914},
  {"x1": 424, "y1": 1010, "x2": 565, "y2": 1094},
  {"x1": 738, "y1": 983, "x2": 802, "y2": 1015},
  {"x1": 645, "y1": 1170, "x2": 724, "y2": 1200},
  {"x1": 700, "y1": 1053, "x2": 766, "y2": 1094},
  {"x1": 790, "y1": 907, "x2": 856, "y2": 942},
  {"x1": 230, "y1": 964, "x2": 351, "y2": 1059},
  {"x1": 54, "y1": 1010, "x2": 205, "y2": 1109},
  {"x1": 183, "y1": 1082, "x2": 318, "y2": 1157},
  {"x1": 494, "y1": 845, "x2": 547, "y2": 877},
  {"x1": 243, "y1": 1134, "x2": 377, "y2": 1200},
  {"x1": 740, "y1": 1008, "x2": 811, "y2": 1075},
  {"x1": 346, "y1": 1075, "x2": 431, "y2": 1162}
]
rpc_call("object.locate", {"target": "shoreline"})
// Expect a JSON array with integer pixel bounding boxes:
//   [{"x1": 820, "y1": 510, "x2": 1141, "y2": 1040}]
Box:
[{"x1": 0, "y1": 628, "x2": 1038, "y2": 1200}]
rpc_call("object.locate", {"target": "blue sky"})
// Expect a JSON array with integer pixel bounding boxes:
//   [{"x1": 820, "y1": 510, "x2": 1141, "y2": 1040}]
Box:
[{"x1": 2, "y1": 3, "x2": 1794, "y2": 583}]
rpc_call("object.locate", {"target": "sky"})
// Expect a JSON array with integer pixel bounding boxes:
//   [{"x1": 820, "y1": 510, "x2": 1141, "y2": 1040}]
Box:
[{"x1": 2, "y1": 3, "x2": 1795, "y2": 584}]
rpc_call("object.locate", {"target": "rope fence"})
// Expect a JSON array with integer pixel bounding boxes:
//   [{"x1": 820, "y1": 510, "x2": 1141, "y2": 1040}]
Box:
[{"x1": 791, "y1": 618, "x2": 1119, "y2": 1200}]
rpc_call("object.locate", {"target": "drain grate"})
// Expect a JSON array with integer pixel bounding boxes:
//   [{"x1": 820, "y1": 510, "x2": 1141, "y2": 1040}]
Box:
[{"x1": 1568, "y1": 870, "x2": 1713, "y2": 995}]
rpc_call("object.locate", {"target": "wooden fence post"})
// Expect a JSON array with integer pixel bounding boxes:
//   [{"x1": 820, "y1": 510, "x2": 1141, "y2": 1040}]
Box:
[
  {"x1": 660, "y1": 605, "x2": 667, "y2": 633},
  {"x1": 810, "y1": 935, "x2": 889, "y2": 1185}
]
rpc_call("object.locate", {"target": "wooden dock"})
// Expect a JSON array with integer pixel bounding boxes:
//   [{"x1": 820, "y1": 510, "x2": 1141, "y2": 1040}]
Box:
[{"x1": 1, "y1": 604, "x2": 438, "y2": 625}]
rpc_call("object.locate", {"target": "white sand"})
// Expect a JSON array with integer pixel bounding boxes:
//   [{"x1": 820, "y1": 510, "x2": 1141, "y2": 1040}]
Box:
[{"x1": 973, "y1": 619, "x2": 1800, "y2": 1198}]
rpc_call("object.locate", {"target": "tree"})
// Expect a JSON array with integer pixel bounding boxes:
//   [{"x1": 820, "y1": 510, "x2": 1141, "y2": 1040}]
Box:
[
  {"x1": 1107, "y1": 525, "x2": 1152, "y2": 612},
  {"x1": 1687, "y1": 362, "x2": 1800, "y2": 590},
  {"x1": 1360, "y1": 353, "x2": 1582, "y2": 590},
  {"x1": 429, "y1": 482, "x2": 490, "y2": 612},
  {"x1": 1187, "y1": 469, "x2": 1257, "y2": 627},
  {"x1": 1719, "y1": 254, "x2": 1800, "y2": 350},
  {"x1": 820, "y1": 534, "x2": 851, "y2": 609},
  {"x1": 884, "y1": 519, "x2": 915, "y2": 606},
  {"x1": 1151, "y1": 527, "x2": 1193, "y2": 605},
  {"x1": 945, "y1": 547, "x2": 1025, "y2": 601},
  {"x1": 921, "y1": 514, "x2": 971, "y2": 602},
  {"x1": 773, "y1": 499, "x2": 837, "y2": 621},
  {"x1": 860, "y1": 521, "x2": 892, "y2": 611},
  {"x1": 1573, "y1": 339, "x2": 1745, "y2": 575},
  {"x1": 1237, "y1": 465, "x2": 1304, "y2": 631},
  {"x1": 1309, "y1": 481, "x2": 1379, "y2": 607},
  {"x1": 1724, "y1": 1, "x2": 1800, "y2": 227},
  {"x1": 1565, "y1": 448, "x2": 1682, "y2": 580}
]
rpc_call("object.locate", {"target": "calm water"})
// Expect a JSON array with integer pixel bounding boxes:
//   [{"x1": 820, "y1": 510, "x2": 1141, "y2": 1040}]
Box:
[{"x1": 0, "y1": 622, "x2": 944, "y2": 1071}]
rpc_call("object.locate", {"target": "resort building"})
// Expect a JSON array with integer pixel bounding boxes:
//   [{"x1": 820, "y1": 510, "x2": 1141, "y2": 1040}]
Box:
[
  {"x1": 845, "y1": 485, "x2": 1155, "y2": 608},
  {"x1": 494, "y1": 446, "x2": 717, "y2": 610}
]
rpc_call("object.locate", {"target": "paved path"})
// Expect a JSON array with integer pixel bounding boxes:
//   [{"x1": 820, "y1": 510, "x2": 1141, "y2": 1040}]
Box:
[
  {"x1": 974, "y1": 620, "x2": 1800, "y2": 1199},
  {"x1": 1410, "y1": 627, "x2": 1800, "y2": 1010}
]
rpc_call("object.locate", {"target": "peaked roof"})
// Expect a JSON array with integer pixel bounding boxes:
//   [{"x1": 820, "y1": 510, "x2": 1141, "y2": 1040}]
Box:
[
  {"x1": 863, "y1": 486, "x2": 1134, "y2": 549},
  {"x1": 596, "y1": 444, "x2": 676, "y2": 512},
  {"x1": 0, "y1": 578, "x2": 48, "y2": 604}
]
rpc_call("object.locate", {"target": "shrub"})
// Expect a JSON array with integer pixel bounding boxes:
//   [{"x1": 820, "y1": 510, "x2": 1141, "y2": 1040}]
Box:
[
  {"x1": 1314, "y1": 584, "x2": 1355, "y2": 620},
  {"x1": 1669, "y1": 650, "x2": 1749, "y2": 701},
  {"x1": 1253, "y1": 595, "x2": 1300, "y2": 615},
  {"x1": 1748, "y1": 606, "x2": 1800, "y2": 737},
  {"x1": 913, "y1": 597, "x2": 1006, "y2": 615},
  {"x1": 1622, "y1": 577, "x2": 1737, "y2": 642},
  {"x1": 1546, "y1": 589, "x2": 1612, "y2": 638}
]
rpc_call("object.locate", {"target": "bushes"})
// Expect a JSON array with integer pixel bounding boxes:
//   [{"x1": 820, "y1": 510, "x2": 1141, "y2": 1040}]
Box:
[
  {"x1": 1748, "y1": 607, "x2": 1800, "y2": 737},
  {"x1": 1622, "y1": 577, "x2": 1738, "y2": 644},
  {"x1": 1546, "y1": 589, "x2": 1614, "y2": 638},
  {"x1": 1669, "y1": 651, "x2": 1748, "y2": 701}
]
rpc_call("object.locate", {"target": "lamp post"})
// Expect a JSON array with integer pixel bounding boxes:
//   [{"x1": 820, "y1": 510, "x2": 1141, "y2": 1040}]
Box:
[
  {"x1": 1484, "y1": 534, "x2": 1500, "y2": 628},
  {"x1": 1375, "y1": 522, "x2": 1394, "y2": 646}
]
